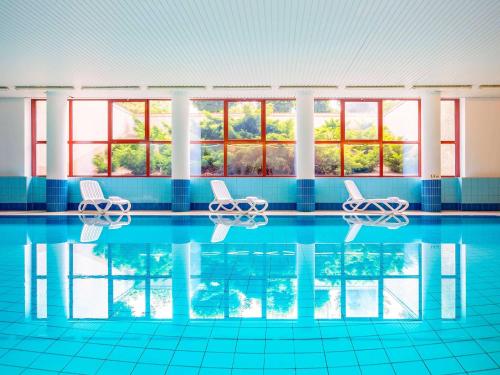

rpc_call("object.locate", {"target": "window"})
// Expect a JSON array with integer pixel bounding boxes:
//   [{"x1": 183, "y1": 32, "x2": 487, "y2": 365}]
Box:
[
  {"x1": 69, "y1": 99, "x2": 172, "y2": 177},
  {"x1": 314, "y1": 99, "x2": 420, "y2": 177},
  {"x1": 441, "y1": 99, "x2": 460, "y2": 177},
  {"x1": 190, "y1": 99, "x2": 295, "y2": 177},
  {"x1": 32, "y1": 100, "x2": 47, "y2": 176}
]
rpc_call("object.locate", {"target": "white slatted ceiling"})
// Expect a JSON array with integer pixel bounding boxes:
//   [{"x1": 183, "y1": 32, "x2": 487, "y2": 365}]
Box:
[{"x1": 0, "y1": 0, "x2": 499, "y2": 97}]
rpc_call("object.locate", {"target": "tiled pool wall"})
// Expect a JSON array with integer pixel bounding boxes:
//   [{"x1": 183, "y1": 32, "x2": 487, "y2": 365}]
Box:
[{"x1": 0, "y1": 176, "x2": 499, "y2": 211}]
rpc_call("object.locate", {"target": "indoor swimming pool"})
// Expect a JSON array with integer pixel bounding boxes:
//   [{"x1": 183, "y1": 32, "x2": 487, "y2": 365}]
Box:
[{"x1": 0, "y1": 215, "x2": 499, "y2": 374}]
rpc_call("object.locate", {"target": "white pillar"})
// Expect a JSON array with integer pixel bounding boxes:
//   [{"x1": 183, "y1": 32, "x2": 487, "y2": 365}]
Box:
[
  {"x1": 421, "y1": 91, "x2": 442, "y2": 211},
  {"x1": 46, "y1": 91, "x2": 68, "y2": 212},
  {"x1": 296, "y1": 91, "x2": 315, "y2": 179},
  {"x1": 421, "y1": 91, "x2": 441, "y2": 179},
  {"x1": 46, "y1": 92, "x2": 68, "y2": 180},
  {"x1": 172, "y1": 92, "x2": 190, "y2": 180},
  {"x1": 296, "y1": 91, "x2": 315, "y2": 211},
  {"x1": 171, "y1": 92, "x2": 191, "y2": 211}
]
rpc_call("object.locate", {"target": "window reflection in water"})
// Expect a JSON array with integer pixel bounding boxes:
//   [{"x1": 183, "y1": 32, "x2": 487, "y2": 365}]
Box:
[{"x1": 29, "y1": 241, "x2": 463, "y2": 321}]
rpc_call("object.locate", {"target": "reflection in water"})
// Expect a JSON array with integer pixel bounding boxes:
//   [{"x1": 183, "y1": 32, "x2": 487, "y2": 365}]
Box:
[
  {"x1": 209, "y1": 214, "x2": 268, "y2": 243},
  {"x1": 79, "y1": 214, "x2": 131, "y2": 242},
  {"x1": 29, "y1": 231, "x2": 464, "y2": 322},
  {"x1": 343, "y1": 214, "x2": 409, "y2": 242}
]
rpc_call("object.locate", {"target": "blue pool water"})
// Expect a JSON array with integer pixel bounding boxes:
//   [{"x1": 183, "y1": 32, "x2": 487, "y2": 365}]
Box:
[{"x1": 0, "y1": 215, "x2": 499, "y2": 374}]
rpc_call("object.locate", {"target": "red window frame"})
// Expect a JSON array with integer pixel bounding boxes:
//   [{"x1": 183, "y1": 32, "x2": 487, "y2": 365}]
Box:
[
  {"x1": 69, "y1": 99, "x2": 172, "y2": 177},
  {"x1": 441, "y1": 99, "x2": 460, "y2": 177},
  {"x1": 31, "y1": 99, "x2": 47, "y2": 177},
  {"x1": 314, "y1": 98, "x2": 421, "y2": 177},
  {"x1": 190, "y1": 98, "x2": 296, "y2": 177},
  {"x1": 31, "y1": 97, "x2": 460, "y2": 178}
]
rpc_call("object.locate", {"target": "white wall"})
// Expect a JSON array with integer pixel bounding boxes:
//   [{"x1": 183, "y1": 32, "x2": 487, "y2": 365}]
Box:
[
  {"x1": 0, "y1": 98, "x2": 31, "y2": 176},
  {"x1": 461, "y1": 98, "x2": 500, "y2": 177}
]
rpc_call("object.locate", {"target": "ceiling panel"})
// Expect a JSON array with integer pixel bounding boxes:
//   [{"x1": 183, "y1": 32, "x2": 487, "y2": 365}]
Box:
[{"x1": 0, "y1": 0, "x2": 499, "y2": 97}]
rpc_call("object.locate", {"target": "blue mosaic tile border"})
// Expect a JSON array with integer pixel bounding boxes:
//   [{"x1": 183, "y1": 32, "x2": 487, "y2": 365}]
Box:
[
  {"x1": 46, "y1": 179, "x2": 68, "y2": 212},
  {"x1": 421, "y1": 179, "x2": 441, "y2": 212},
  {"x1": 297, "y1": 179, "x2": 315, "y2": 212},
  {"x1": 67, "y1": 202, "x2": 171, "y2": 211},
  {"x1": 172, "y1": 179, "x2": 190, "y2": 212},
  {"x1": 0, "y1": 203, "x2": 28, "y2": 210},
  {"x1": 461, "y1": 203, "x2": 500, "y2": 211}
]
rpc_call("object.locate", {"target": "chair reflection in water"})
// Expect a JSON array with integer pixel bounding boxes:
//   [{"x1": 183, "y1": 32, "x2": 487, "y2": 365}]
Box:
[
  {"x1": 343, "y1": 214, "x2": 409, "y2": 243},
  {"x1": 209, "y1": 214, "x2": 268, "y2": 243},
  {"x1": 79, "y1": 214, "x2": 131, "y2": 243}
]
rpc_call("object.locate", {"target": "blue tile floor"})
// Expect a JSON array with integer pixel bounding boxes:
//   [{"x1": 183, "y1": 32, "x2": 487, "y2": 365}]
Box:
[{"x1": 0, "y1": 215, "x2": 499, "y2": 374}]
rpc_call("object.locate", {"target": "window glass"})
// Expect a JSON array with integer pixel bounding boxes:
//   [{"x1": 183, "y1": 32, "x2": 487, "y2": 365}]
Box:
[
  {"x1": 73, "y1": 101, "x2": 108, "y2": 141},
  {"x1": 383, "y1": 100, "x2": 418, "y2": 141},
  {"x1": 383, "y1": 144, "x2": 418, "y2": 176},
  {"x1": 315, "y1": 144, "x2": 340, "y2": 176},
  {"x1": 36, "y1": 143, "x2": 47, "y2": 176},
  {"x1": 441, "y1": 101, "x2": 456, "y2": 141},
  {"x1": 112, "y1": 101, "x2": 146, "y2": 140},
  {"x1": 344, "y1": 144, "x2": 380, "y2": 176},
  {"x1": 150, "y1": 144, "x2": 172, "y2": 176},
  {"x1": 441, "y1": 144, "x2": 456, "y2": 176},
  {"x1": 36, "y1": 100, "x2": 47, "y2": 141},
  {"x1": 190, "y1": 144, "x2": 224, "y2": 176},
  {"x1": 266, "y1": 100, "x2": 295, "y2": 141},
  {"x1": 73, "y1": 144, "x2": 108, "y2": 176},
  {"x1": 190, "y1": 100, "x2": 224, "y2": 141},
  {"x1": 314, "y1": 100, "x2": 340, "y2": 141},
  {"x1": 227, "y1": 144, "x2": 263, "y2": 176},
  {"x1": 150, "y1": 100, "x2": 172, "y2": 141},
  {"x1": 345, "y1": 102, "x2": 378, "y2": 140},
  {"x1": 228, "y1": 101, "x2": 261, "y2": 140},
  {"x1": 111, "y1": 144, "x2": 146, "y2": 176},
  {"x1": 266, "y1": 144, "x2": 295, "y2": 176}
]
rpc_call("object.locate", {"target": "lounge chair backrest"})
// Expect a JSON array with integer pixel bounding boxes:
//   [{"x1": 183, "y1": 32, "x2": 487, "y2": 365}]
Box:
[
  {"x1": 344, "y1": 180, "x2": 364, "y2": 201},
  {"x1": 211, "y1": 180, "x2": 233, "y2": 201},
  {"x1": 80, "y1": 180, "x2": 105, "y2": 201}
]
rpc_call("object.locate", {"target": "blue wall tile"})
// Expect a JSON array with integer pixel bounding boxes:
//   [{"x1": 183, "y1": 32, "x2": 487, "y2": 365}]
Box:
[
  {"x1": 46, "y1": 179, "x2": 68, "y2": 212},
  {"x1": 172, "y1": 179, "x2": 190, "y2": 212},
  {"x1": 0, "y1": 176, "x2": 499, "y2": 211},
  {"x1": 297, "y1": 179, "x2": 315, "y2": 212},
  {"x1": 421, "y1": 179, "x2": 441, "y2": 212}
]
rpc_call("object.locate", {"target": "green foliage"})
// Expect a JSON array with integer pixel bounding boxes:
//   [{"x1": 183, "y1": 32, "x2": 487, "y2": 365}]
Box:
[
  {"x1": 315, "y1": 118, "x2": 340, "y2": 140},
  {"x1": 383, "y1": 144, "x2": 403, "y2": 174},
  {"x1": 200, "y1": 145, "x2": 223, "y2": 175},
  {"x1": 199, "y1": 112, "x2": 223, "y2": 140},
  {"x1": 229, "y1": 103, "x2": 261, "y2": 139},
  {"x1": 344, "y1": 144, "x2": 379, "y2": 175}
]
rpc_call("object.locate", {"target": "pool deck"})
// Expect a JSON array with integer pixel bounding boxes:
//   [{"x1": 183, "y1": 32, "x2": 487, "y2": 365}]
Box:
[{"x1": 0, "y1": 210, "x2": 498, "y2": 216}]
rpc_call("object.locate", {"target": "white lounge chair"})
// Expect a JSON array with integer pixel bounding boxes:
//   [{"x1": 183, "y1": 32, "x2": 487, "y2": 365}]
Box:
[
  {"x1": 208, "y1": 180, "x2": 268, "y2": 213},
  {"x1": 342, "y1": 180, "x2": 409, "y2": 213},
  {"x1": 78, "y1": 180, "x2": 131, "y2": 214}
]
